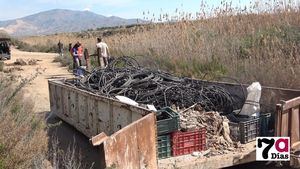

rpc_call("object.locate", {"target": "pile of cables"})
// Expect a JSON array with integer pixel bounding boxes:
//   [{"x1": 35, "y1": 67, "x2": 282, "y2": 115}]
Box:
[{"x1": 74, "y1": 56, "x2": 238, "y2": 113}]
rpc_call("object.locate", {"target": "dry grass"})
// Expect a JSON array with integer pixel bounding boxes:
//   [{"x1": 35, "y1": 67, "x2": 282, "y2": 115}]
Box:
[
  {"x1": 50, "y1": 137, "x2": 86, "y2": 169},
  {"x1": 21, "y1": 0, "x2": 300, "y2": 88},
  {"x1": 0, "y1": 73, "x2": 48, "y2": 169}
]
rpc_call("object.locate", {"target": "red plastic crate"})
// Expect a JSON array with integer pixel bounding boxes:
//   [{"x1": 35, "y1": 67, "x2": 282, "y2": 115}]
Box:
[{"x1": 171, "y1": 128, "x2": 206, "y2": 156}]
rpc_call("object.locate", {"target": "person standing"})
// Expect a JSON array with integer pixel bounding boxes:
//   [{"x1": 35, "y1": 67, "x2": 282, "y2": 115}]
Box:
[
  {"x1": 68, "y1": 43, "x2": 76, "y2": 70},
  {"x1": 96, "y1": 37, "x2": 110, "y2": 68},
  {"x1": 72, "y1": 43, "x2": 80, "y2": 72},
  {"x1": 77, "y1": 42, "x2": 83, "y2": 66},
  {"x1": 57, "y1": 40, "x2": 64, "y2": 57}
]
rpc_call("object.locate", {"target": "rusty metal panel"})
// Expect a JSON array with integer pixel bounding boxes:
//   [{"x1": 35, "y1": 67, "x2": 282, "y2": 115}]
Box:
[
  {"x1": 136, "y1": 113, "x2": 157, "y2": 169},
  {"x1": 104, "y1": 113, "x2": 157, "y2": 169},
  {"x1": 276, "y1": 97, "x2": 300, "y2": 145}
]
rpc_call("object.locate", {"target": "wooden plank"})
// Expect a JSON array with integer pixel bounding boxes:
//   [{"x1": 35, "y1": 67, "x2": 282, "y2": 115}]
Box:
[
  {"x1": 275, "y1": 97, "x2": 300, "y2": 144},
  {"x1": 281, "y1": 109, "x2": 289, "y2": 137},
  {"x1": 104, "y1": 113, "x2": 157, "y2": 169},
  {"x1": 283, "y1": 97, "x2": 300, "y2": 110},
  {"x1": 291, "y1": 107, "x2": 300, "y2": 144}
]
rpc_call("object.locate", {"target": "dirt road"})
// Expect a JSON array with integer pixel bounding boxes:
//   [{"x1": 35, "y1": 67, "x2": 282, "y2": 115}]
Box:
[{"x1": 6, "y1": 48, "x2": 72, "y2": 113}]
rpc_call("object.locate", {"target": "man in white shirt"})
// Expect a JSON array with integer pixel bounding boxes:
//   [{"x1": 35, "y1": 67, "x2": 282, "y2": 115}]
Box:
[{"x1": 96, "y1": 37, "x2": 110, "y2": 68}]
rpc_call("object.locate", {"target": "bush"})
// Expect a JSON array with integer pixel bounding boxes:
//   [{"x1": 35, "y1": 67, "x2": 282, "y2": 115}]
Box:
[
  {"x1": 53, "y1": 52, "x2": 73, "y2": 69},
  {"x1": 12, "y1": 39, "x2": 58, "y2": 53}
]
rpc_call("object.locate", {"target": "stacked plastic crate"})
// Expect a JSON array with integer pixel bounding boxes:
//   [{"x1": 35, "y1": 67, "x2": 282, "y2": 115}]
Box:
[
  {"x1": 228, "y1": 114, "x2": 260, "y2": 144},
  {"x1": 156, "y1": 107, "x2": 206, "y2": 158},
  {"x1": 156, "y1": 107, "x2": 179, "y2": 159},
  {"x1": 171, "y1": 128, "x2": 206, "y2": 156}
]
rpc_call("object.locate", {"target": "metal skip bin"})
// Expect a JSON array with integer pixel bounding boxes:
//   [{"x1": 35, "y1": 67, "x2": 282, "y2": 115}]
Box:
[{"x1": 48, "y1": 79, "x2": 158, "y2": 169}]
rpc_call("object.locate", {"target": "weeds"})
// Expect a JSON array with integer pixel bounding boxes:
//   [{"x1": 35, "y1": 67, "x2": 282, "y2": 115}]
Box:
[
  {"x1": 0, "y1": 74, "x2": 48, "y2": 169},
  {"x1": 49, "y1": 136, "x2": 94, "y2": 169},
  {"x1": 53, "y1": 52, "x2": 73, "y2": 69},
  {"x1": 12, "y1": 39, "x2": 57, "y2": 53}
]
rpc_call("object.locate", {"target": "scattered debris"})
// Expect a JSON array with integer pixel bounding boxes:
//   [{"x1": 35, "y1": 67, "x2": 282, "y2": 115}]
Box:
[
  {"x1": 14, "y1": 58, "x2": 27, "y2": 65},
  {"x1": 13, "y1": 58, "x2": 41, "y2": 66},
  {"x1": 178, "y1": 108, "x2": 244, "y2": 156},
  {"x1": 28, "y1": 59, "x2": 39, "y2": 65},
  {"x1": 192, "y1": 149, "x2": 211, "y2": 157},
  {"x1": 3, "y1": 66, "x2": 24, "y2": 73}
]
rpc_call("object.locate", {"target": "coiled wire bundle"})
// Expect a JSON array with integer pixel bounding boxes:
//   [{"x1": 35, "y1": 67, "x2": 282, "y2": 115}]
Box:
[{"x1": 73, "y1": 56, "x2": 238, "y2": 113}]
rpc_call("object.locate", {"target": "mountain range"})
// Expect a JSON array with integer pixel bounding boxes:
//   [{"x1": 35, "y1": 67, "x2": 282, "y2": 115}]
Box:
[{"x1": 0, "y1": 9, "x2": 143, "y2": 37}]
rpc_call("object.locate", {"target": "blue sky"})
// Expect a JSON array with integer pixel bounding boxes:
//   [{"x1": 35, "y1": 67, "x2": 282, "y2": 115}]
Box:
[{"x1": 0, "y1": 0, "x2": 253, "y2": 21}]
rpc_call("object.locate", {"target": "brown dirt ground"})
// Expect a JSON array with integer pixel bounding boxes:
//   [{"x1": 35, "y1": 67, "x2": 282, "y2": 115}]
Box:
[{"x1": 5, "y1": 48, "x2": 72, "y2": 113}]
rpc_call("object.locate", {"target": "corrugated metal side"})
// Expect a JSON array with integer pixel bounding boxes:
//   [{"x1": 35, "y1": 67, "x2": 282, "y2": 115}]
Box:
[{"x1": 48, "y1": 79, "x2": 152, "y2": 137}]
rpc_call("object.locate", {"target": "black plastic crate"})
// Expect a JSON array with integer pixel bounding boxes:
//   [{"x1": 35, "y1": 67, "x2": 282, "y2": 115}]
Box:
[
  {"x1": 260, "y1": 113, "x2": 271, "y2": 136},
  {"x1": 229, "y1": 117, "x2": 260, "y2": 144},
  {"x1": 156, "y1": 107, "x2": 179, "y2": 135},
  {"x1": 157, "y1": 135, "x2": 172, "y2": 159}
]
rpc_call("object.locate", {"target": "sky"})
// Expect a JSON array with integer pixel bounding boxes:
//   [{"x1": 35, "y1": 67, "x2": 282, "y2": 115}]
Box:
[{"x1": 0, "y1": 0, "x2": 258, "y2": 21}]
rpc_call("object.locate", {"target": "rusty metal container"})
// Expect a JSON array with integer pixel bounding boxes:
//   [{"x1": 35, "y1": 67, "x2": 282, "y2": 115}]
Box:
[{"x1": 48, "y1": 79, "x2": 158, "y2": 169}]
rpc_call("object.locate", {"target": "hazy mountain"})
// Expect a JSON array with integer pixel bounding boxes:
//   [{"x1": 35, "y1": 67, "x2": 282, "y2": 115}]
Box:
[{"x1": 0, "y1": 9, "x2": 143, "y2": 36}]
